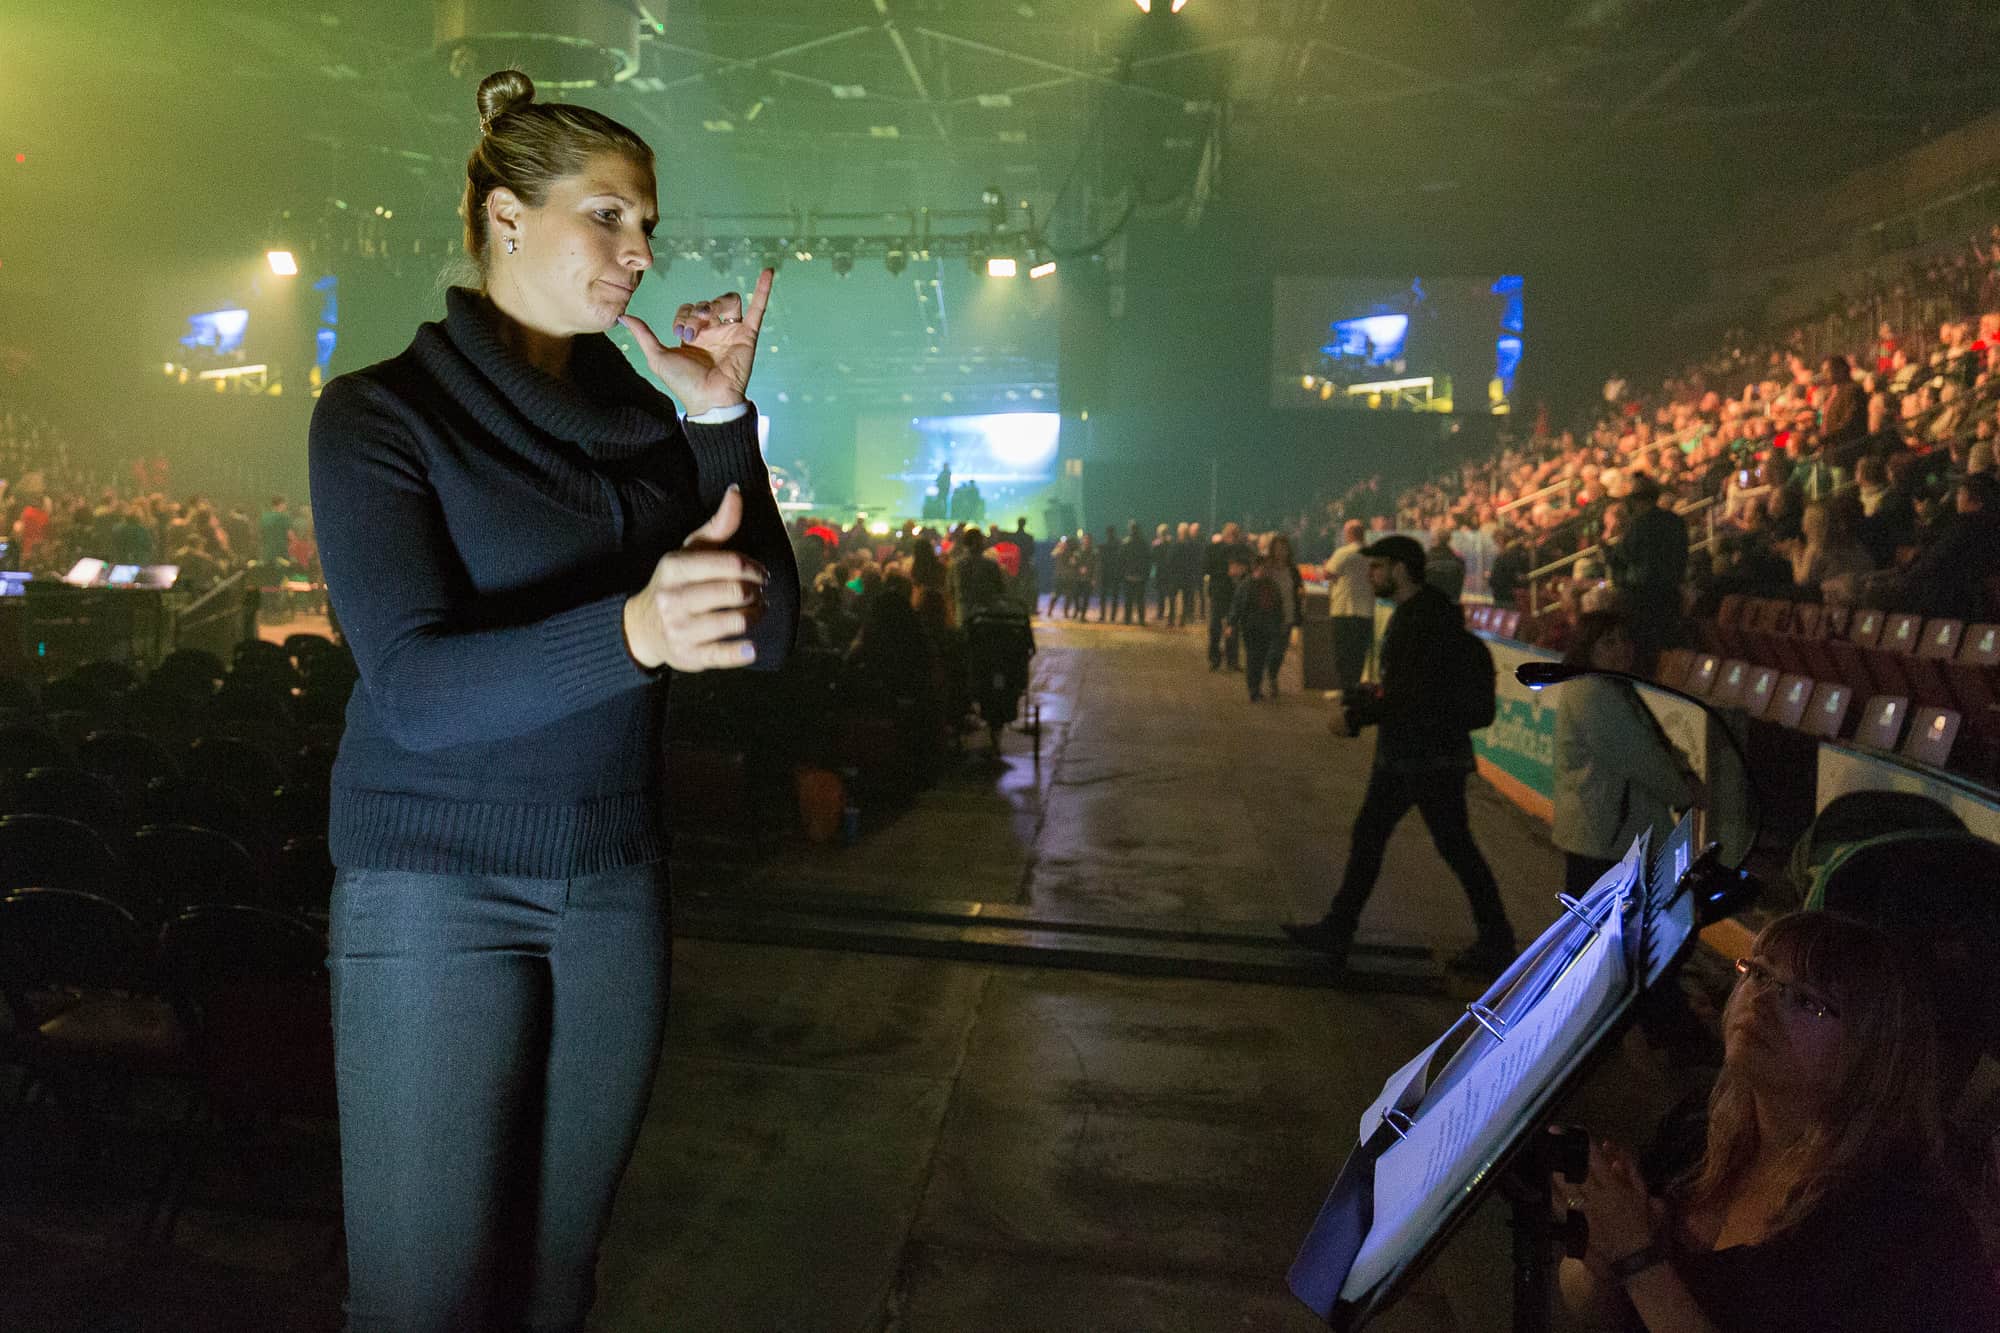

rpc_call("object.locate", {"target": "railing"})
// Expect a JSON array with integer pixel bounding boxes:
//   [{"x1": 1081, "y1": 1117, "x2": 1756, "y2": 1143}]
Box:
[
  {"x1": 1495, "y1": 475, "x2": 1577, "y2": 515},
  {"x1": 1524, "y1": 494, "x2": 1723, "y2": 617}
]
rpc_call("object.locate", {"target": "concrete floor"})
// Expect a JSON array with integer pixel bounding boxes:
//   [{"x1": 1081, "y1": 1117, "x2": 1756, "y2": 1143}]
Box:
[{"x1": 2, "y1": 617, "x2": 1679, "y2": 1332}]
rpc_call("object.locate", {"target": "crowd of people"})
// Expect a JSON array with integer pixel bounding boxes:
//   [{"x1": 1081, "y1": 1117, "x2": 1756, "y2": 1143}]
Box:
[
  {"x1": 1336, "y1": 226, "x2": 2000, "y2": 651},
  {"x1": 0, "y1": 408, "x2": 319, "y2": 595}
]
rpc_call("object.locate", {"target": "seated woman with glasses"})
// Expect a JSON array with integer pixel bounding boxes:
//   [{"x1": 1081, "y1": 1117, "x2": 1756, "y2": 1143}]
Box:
[{"x1": 1556, "y1": 910, "x2": 2000, "y2": 1332}]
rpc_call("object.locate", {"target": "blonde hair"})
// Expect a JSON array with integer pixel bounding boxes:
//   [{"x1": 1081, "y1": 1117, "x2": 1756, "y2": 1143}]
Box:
[
  {"x1": 1676, "y1": 911, "x2": 1948, "y2": 1234},
  {"x1": 459, "y1": 68, "x2": 652, "y2": 276}
]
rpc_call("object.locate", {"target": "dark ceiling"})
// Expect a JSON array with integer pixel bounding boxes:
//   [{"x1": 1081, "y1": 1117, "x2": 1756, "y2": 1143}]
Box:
[{"x1": 12, "y1": 0, "x2": 2000, "y2": 262}]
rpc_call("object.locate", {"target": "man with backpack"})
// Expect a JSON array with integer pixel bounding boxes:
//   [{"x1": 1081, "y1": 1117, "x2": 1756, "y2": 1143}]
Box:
[{"x1": 1284, "y1": 535, "x2": 1518, "y2": 977}]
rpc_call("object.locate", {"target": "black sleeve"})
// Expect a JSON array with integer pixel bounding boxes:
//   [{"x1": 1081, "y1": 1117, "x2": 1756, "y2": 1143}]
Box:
[
  {"x1": 682, "y1": 404, "x2": 800, "y2": 671},
  {"x1": 307, "y1": 375, "x2": 657, "y2": 754}
]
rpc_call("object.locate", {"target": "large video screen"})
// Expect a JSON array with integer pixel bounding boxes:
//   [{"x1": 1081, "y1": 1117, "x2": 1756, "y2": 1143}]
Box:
[
  {"x1": 1270, "y1": 275, "x2": 1522, "y2": 414},
  {"x1": 888, "y1": 412, "x2": 1059, "y2": 522}
]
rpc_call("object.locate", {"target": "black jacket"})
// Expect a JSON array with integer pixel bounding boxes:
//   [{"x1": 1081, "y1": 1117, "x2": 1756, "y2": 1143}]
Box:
[{"x1": 1347, "y1": 584, "x2": 1474, "y2": 771}]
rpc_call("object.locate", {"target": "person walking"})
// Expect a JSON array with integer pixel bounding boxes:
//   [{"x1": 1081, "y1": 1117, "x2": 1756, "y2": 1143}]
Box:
[
  {"x1": 1121, "y1": 520, "x2": 1150, "y2": 625},
  {"x1": 1096, "y1": 524, "x2": 1122, "y2": 622},
  {"x1": 1323, "y1": 518, "x2": 1375, "y2": 690},
  {"x1": 309, "y1": 69, "x2": 799, "y2": 1331},
  {"x1": 1230, "y1": 550, "x2": 1285, "y2": 702},
  {"x1": 1204, "y1": 522, "x2": 1250, "y2": 669},
  {"x1": 1284, "y1": 535, "x2": 1516, "y2": 976}
]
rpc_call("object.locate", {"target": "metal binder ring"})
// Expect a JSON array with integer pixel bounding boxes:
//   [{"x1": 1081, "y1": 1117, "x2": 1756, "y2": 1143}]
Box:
[
  {"x1": 1555, "y1": 893, "x2": 1597, "y2": 929},
  {"x1": 1465, "y1": 1003, "x2": 1507, "y2": 1042},
  {"x1": 1381, "y1": 1108, "x2": 1414, "y2": 1141}
]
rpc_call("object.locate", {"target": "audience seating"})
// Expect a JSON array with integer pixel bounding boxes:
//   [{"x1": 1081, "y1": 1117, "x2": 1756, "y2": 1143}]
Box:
[
  {"x1": 1709, "y1": 659, "x2": 1754, "y2": 709},
  {"x1": 126, "y1": 825, "x2": 262, "y2": 918},
  {"x1": 1802, "y1": 682, "x2": 1854, "y2": 740},
  {"x1": 0, "y1": 813, "x2": 126, "y2": 901},
  {"x1": 1855, "y1": 695, "x2": 1913, "y2": 751},
  {"x1": 1901, "y1": 705, "x2": 1963, "y2": 768},
  {"x1": 149, "y1": 904, "x2": 338, "y2": 1243},
  {"x1": 0, "y1": 888, "x2": 191, "y2": 1082},
  {"x1": 1740, "y1": 666, "x2": 1780, "y2": 720},
  {"x1": 2, "y1": 767, "x2": 127, "y2": 835}
]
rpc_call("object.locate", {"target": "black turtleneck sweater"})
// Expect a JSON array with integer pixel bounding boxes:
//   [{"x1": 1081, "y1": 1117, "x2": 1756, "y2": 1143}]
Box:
[{"x1": 307, "y1": 287, "x2": 798, "y2": 877}]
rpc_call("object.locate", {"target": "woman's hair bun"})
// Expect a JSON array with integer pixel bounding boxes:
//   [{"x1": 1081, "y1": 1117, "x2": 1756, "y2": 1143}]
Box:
[{"x1": 476, "y1": 68, "x2": 535, "y2": 133}]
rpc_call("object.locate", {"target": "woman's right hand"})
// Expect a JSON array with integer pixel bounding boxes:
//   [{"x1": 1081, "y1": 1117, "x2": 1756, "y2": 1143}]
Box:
[{"x1": 623, "y1": 485, "x2": 768, "y2": 671}]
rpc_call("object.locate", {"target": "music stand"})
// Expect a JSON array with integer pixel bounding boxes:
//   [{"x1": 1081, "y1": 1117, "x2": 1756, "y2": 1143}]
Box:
[{"x1": 1289, "y1": 811, "x2": 1748, "y2": 1332}]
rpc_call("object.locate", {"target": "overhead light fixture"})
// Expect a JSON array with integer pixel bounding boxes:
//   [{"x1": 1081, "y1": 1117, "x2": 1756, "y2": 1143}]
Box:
[
  {"x1": 868, "y1": 124, "x2": 900, "y2": 138},
  {"x1": 702, "y1": 119, "x2": 734, "y2": 133},
  {"x1": 831, "y1": 85, "x2": 867, "y2": 100},
  {"x1": 981, "y1": 185, "x2": 1005, "y2": 229},
  {"x1": 1133, "y1": 0, "x2": 1189, "y2": 10},
  {"x1": 884, "y1": 244, "x2": 908, "y2": 276},
  {"x1": 987, "y1": 257, "x2": 1018, "y2": 278},
  {"x1": 830, "y1": 247, "x2": 854, "y2": 277},
  {"x1": 793, "y1": 243, "x2": 813, "y2": 262},
  {"x1": 266, "y1": 250, "x2": 299, "y2": 276},
  {"x1": 1029, "y1": 261, "x2": 1057, "y2": 279}
]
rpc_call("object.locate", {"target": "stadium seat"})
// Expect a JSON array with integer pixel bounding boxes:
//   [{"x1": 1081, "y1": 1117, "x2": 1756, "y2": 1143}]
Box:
[
  {"x1": 1740, "y1": 666, "x2": 1781, "y2": 720},
  {"x1": 1683, "y1": 653, "x2": 1723, "y2": 698},
  {"x1": 0, "y1": 812, "x2": 127, "y2": 901},
  {"x1": 126, "y1": 825, "x2": 262, "y2": 914},
  {"x1": 1854, "y1": 695, "x2": 1912, "y2": 751},
  {"x1": 1766, "y1": 674, "x2": 1816, "y2": 729},
  {"x1": 0, "y1": 887, "x2": 190, "y2": 1080},
  {"x1": 1, "y1": 766, "x2": 128, "y2": 836},
  {"x1": 1900, "y1": 706, "x2": 1962, "y2": 769},
  {"x1": 1916, "y1": 619, "x2": 1965, "y2": 661},
  {"x1": 1710, "y1": 659, "x2": 1755, "y2": 709},
  {"x1": 1654, "y1": 648, "x2": 1694, "y2": 690},
  {"x1": 1960, "y1": 624, "x2": 2000, "y2": 667},
  {"x1": 1800, "y1": 681, "x2": 1854, "y2": 739},
  {"x1": 0, "y1": 724, "x2": 74, "y2": 781}
]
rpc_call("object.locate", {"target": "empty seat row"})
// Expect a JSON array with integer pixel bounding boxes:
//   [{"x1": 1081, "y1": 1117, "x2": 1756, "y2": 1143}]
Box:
[
  {"x1": 0, "y1": 812, "x2": 333, "y2": 922},
  {"x1": 1467, "y1": 605, "x2": 1522, "y2": 639},
  {"x1": 1658, "y1": 650, "x2": 1979, "y2": 774}
]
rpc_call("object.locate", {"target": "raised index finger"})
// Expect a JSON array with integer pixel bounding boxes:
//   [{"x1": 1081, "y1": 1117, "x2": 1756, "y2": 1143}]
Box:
[{"x1": 743, "y1": 267, "x2": 775, "y2": 333}]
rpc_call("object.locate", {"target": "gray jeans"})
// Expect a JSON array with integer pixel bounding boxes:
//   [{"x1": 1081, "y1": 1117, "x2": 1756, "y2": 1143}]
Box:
[{"x1": 329, "y1": 860, "x2": 672, "y2": 1332}]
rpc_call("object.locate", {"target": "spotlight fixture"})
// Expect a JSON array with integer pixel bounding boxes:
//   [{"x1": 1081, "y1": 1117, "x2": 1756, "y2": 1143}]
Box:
[
  {"x1": 709, "y1": 244, "x2": 732, "y2": 276},
  {"x1": 793, "y1": 243, "x2": 813, "y2": 262},
  {"x1": 884, "y1": 243, "x2": 908, "y2": 277},
  {"x1": 1133, "y1": 0, "x2": 1189, "y2": 11},
  {"x1": 758, "y1": 245, "x2": 786, "y2": 273},
  {"x1": 266, "y1": 250, "x2": 299, "y2": 276},
  {"x1": 967, "y1": 242, "x2": 989, "y2": 276},
  {"x1": 830, "y1": 247, "x2": 855, "y2": 278},
  {"x1": 981, "y1": 185, "x2": 1005, "y2": 230}
]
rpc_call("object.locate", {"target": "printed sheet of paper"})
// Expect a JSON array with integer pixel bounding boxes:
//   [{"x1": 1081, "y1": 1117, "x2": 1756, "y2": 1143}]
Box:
[{"x1": 1339, "y1": 903, "x2": 1628, "y2": 1301}]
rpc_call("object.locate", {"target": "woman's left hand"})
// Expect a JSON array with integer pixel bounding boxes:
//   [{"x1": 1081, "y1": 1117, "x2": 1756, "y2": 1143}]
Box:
[
  {"x1": 620, "y1": 268, "x2": 774, "y2": 417},
  {"x1": 1560, "y1": 1136, "x2": 1663, "y2": 1272}
]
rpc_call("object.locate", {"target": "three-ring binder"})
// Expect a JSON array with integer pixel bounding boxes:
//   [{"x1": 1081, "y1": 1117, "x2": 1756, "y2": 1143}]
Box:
[
  {"x1": 1465, "y1": 1003, "x2": 1507, "y2": 1041},
  {"x1": 1380, "y1": 1108, "x2": 1414, "y2": 1141},
  {"x1": 1555, "y1": 892, "x2": 1598, "y2": 930}
]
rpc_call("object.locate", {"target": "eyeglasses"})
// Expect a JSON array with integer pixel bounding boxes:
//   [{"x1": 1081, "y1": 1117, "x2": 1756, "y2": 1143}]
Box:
[{"x1": 1734, "y1": 957, "x2": 1841, "y2": 1022}]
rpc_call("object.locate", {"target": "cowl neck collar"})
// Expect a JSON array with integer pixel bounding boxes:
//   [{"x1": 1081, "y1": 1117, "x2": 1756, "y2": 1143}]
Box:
[{"x1": 423, "y1": 286, "x2": 674, "y2": 461}]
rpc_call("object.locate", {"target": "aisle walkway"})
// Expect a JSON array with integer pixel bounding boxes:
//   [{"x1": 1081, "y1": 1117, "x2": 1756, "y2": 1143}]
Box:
[
  {"x1": 589, "y1": 619, "x2": 1654, "y2": 1331},
  {"x1": 1, "y1": 617, "x2": 1675, "y2": 1333}
]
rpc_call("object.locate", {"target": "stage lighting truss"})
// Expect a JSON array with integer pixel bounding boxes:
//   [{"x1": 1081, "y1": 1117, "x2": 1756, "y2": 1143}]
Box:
[{"x1": 639, "y1": 229, "x2": 1046, "y2": 279}]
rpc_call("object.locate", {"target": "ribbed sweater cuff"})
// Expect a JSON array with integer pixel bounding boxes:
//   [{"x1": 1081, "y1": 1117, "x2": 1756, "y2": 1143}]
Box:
[
  {"x1": 684, "y1": 402, "x2": 765, "y2": 492},
  {"x1": 538, "y1": 593, "x2": 653, "y2": 709}
]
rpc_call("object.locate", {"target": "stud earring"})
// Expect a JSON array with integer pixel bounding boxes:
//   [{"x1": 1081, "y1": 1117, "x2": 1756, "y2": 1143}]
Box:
[{"x1": 505, "y1": 237, "x2": 517, "y2": 254}]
